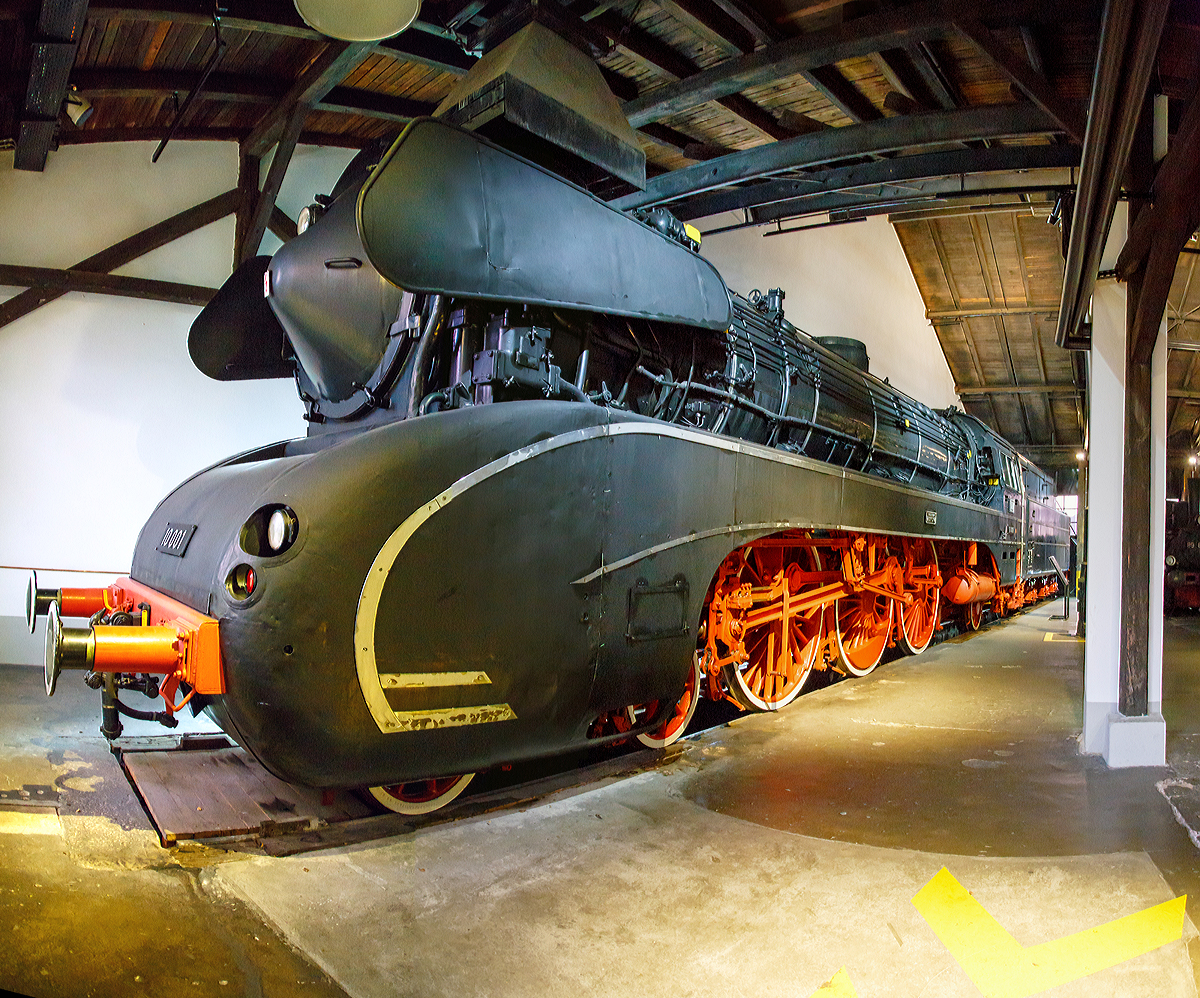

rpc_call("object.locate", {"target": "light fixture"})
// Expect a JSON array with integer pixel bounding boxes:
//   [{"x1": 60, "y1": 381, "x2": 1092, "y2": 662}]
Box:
[
  {"x1": 1190, "y1": 455, "x2": 1198, "y2": 466},
  {"x1": 1075, "y1": 451, "x2": 1087, "y2": 461},
  {"x1": 297, "y1": 204, "x2": 324, "y2": 235},
  {"x1": 64, "y1": 87, "x2": 92, "y2": 127},
  {"x1": 293, "y1": 0, "x2": 421, "y2": 41},
  {"x1": 266, "y1": 507, "x2": 298, "y2": 553}
]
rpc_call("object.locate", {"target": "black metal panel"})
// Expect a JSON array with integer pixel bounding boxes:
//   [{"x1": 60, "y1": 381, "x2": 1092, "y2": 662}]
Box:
[
  {"x1": 267, "y1": 193, "x2": 404, "y2": 401},
  {"x1": 189, "y1": 256, "x2": 294, "y2": 381},
  {"x1": 356, "y1": 118, "x2": 731, "y2": 330},
  {"x1": 25, "y1": 41, "x2": 75, "y2": 116},
  {"x1": 13, "y1": 120, "x2": 56, "y2": 173}
]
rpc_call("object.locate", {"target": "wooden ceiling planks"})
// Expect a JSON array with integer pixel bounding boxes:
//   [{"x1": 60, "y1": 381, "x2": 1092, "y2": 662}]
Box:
[{"x1": 893, "y1": 205, "x2": 1084, "y2": 456}]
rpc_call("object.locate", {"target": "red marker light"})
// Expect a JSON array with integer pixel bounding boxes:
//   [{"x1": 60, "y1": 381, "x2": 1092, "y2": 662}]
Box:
[{"x1": 245, "y1": 568, "x2": 256, "y2": 594}]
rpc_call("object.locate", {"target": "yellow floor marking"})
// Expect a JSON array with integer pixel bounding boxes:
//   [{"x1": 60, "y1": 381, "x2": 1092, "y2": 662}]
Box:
[
  {"x1": 807, "y1": 967, "x2": 858, "y2": 997},
  {"x1": 0, "y1": 811, "x2": 61, "y2": 836},
  {"x1": 1043, "y1": 632, "x2": 1082, "y2": 642},
  {"x1": 913, "y1": 867, "x2": 1185, "y2": 998}
]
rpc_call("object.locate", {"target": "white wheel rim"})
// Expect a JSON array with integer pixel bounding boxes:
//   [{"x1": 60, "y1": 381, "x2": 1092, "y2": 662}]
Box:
[{"x1": 369, "y1": 773, "x2": 474, "y2": 814}]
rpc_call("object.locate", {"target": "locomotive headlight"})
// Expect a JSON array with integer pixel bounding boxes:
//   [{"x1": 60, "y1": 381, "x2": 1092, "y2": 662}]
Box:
[
  {"x1": 239, "y1": 504, "x2": 298, "y2": 557},
  {"x1": 1167, "y1": 554, "x2": 1178, "y2": 567},
  {"x1": 297, "y1": 204, "x2": 324, "y2": 234},
  {"x1": 268, "y1": 508, "x2": 291, "y2": 551}
]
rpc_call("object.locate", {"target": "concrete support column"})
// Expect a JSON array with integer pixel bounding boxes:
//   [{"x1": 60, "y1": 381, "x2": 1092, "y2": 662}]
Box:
[{"x1": 1081, "y1": 204, "x2": 1168, "y2": 766}]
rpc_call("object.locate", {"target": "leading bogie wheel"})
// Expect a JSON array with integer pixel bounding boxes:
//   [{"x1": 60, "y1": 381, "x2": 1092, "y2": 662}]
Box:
[
  {"x1": 369, "y1": 773, "x2": 475, "y2": 814},
  {"x1": 833, "y1": 592, "x2": 892, "y2": 676},
  {"x1": 899, "y1": 538, "x2": 940, "y2": 655},
  {"x1": 966, "y1": 600, "x2": 983, "y2": 631},
  {"x1": 629, "y1": 651, "x2": 703, "y2": 748}
]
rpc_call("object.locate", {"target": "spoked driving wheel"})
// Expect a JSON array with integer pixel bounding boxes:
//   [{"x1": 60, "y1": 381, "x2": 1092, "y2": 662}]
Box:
[
  {"x1": 898, "y1": 538, "x2": 940, "y2": 655},
  {"x1": 966, "y1": 600, "x2": 983, "y2": 631},
  {"x1": 833, "y1": 591, "x2": 892, "y2": 676},
  {"x1": 369, "y1": 773, "x2": 475, "y2": 814},
  {"x1": 626, "y1": 651, "x2": 703, "y2": 748},
  {"x1": 720, "y1": 540, "x2": 825, "y2": 711}
]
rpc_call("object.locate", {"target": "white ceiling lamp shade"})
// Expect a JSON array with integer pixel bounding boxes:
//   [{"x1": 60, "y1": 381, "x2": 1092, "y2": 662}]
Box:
[{"x1": 294, "y1": 0, "x2": 422, "y2": 41}]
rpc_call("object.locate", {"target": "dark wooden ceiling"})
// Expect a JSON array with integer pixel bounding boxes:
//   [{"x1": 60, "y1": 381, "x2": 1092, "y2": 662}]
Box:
[{"x1": 2, "y1": 0, "x2": 1197, "y2": 479}]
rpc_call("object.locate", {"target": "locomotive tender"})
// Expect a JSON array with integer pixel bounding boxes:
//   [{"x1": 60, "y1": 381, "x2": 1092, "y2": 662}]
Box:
[{"x1": 31, "y1": 117, "x2": 1069, "y2": 813}]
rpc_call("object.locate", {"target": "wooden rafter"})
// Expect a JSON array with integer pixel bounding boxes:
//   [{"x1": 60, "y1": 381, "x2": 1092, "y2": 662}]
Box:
[
  {"x1": 240, "y1": 42, "x2": 373, "y2": 159},
  {"x1": 0, "y1": 188, "x2": 238, "y2": 331},
  {"x1": 953, "y1": 19, "x2": 1085, "y2": 143},
  {"x1": 614, "y1": 103, "x2": 1060, "y2": 209},
  {"x1": 236, "y1": 41, "x2": 372, "y2": 262},
  {"x1": 0, "y1": 265, "x2": 214, "y2": 306},
  {"x1": 71, "y1": 69, "x2": 437, "y2": 123},
  {"x1": 589, "y1": 8, "x2": 797, "y2": 142},
  {"x1": 620, "y1": 3, "x2": 952, "y2": 128},
  {"x1": 86, "y1": 2, "x2": 474, "y2": 75}
]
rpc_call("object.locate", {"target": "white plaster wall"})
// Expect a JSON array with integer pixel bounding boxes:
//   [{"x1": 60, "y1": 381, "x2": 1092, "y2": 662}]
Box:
[
  {"x1": 699, "y1": 213, "x2": 960, "y2": 410},
  {"x1": 0, "y1": 141, "x2": 355, "y2": 664}
]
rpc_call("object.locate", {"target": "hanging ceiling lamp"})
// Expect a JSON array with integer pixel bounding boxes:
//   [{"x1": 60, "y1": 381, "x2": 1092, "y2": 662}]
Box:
[{"x1": 294, "y1": 0, "x2": 421, "y2": 41}]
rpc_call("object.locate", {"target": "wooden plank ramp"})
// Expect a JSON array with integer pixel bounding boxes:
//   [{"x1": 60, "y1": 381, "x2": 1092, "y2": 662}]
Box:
[{"x1": 122, "y1": 747, "x2": 371, "y2": 843}]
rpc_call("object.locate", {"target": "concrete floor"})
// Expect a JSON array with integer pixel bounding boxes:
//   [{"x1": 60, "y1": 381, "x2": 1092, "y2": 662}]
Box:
[{"x1": 3, "y1": 602, "x2": 1200, "y2": 997}]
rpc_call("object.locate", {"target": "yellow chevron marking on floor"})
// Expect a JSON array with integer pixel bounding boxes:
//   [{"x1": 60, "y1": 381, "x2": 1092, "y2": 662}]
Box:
[
  {"x1": 913, "y1": 867, "x2": 1185, "y2": 998},
  {"x1": 806, "y1": 967, "x2": 858, "y2": 997}
]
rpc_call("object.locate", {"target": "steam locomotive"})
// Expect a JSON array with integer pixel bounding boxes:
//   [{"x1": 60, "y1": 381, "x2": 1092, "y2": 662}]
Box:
[
  {"x1": 1166, "y1": 488, "x2": 1200, "y2": 612},
  {"x1": 31, "y1": 117, "x2": 1069, "y2": 814}
]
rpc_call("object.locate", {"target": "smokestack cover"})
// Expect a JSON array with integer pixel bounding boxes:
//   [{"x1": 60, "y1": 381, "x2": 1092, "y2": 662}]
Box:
[{"x1": 434, "y1": 21, "x2": 645, "y2": 189}]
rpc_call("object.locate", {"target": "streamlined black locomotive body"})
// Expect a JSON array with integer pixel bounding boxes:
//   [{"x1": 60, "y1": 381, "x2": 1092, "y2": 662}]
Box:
[{"x1": 37, "y1": 118, "x2": 1069, "y2": 804}]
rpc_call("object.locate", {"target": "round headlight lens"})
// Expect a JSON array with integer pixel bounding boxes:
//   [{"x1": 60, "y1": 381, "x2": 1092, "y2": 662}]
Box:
[
  {"x1": 268, "y1": 508, "x2": 290, "y2": 551},
  {"x1": 297, "y1": 203, "x2": 325, "y2": 234},
  {"x1": 1167, "y1": 554, "x2": 1178, "y2": 567}
]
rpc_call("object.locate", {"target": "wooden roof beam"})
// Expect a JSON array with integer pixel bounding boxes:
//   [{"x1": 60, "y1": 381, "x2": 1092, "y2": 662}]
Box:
[
  {"x1": 620, "y1": 2, "x2": 952, "y2": 127},
  {"x1": 55, "y1": 126, "x2": 368, "y2": 148},
  {"x1": 803, "y1": 65, "x2": 881, "y2": 122},
  {"x1": 72, "y1": 70, "x2": 437, "y2": 122},
  {"x1": 0, "y1": 264, "x2": 214, "y2": 306},
  {"x1": 673, "y1": 142, "x2": 1078, "y2": 219},
  {"x1": 238, "y1": 104, "x2": 305, "y2": 264},
  {"x1": 952, "y1": 18, "x2": 1085, "y2": 143},
  {"x1": 0, "y1": 187, "x2": 238, "y2": 330},
  {"x1": 88, "y1": 3, "x2": 475, "y2": 74},
  {"x1": 240, "y1": 41, "x2": 372, "y2": 158},
  {"x1": 237, "y1": 41, "x2": 372, "y2": 262},
  {"x1": 650, "y1": 0, "x2": 757, "y2": 56},
  {"x1": 1118, "y1": 85, "x2": 1200, "y2": 365},
  {"x1": 590, "y1": 9, "x2": 799, "y2": 142},
  {"x1": 613, "y1": 103, "x2": 1062, "y2": 210}
]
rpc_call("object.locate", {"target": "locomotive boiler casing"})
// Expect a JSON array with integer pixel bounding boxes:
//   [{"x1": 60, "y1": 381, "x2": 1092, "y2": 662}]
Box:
[
  {"x1": 131, "y1": 391, "x2": 1040, "y2": 788},
  {"x1": 96, "y1": 115, "x2": 1074, "y2": 791}
]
